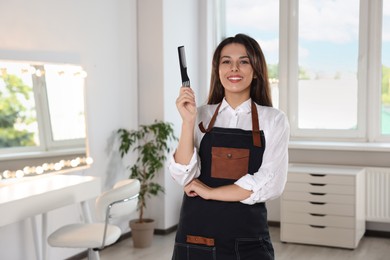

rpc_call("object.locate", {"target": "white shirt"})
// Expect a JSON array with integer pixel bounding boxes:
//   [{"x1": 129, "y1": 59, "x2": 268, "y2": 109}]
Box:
[{"x1": 168, "y1": 98, "x2": 290, "y2": 205}]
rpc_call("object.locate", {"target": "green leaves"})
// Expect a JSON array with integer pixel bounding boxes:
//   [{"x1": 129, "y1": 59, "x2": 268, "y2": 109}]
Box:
[
  {"x1": 117, "y1": 120, "x2": 177, "y2": 221},
  {"x1": 0, "y1": 74, "x2": 36, "y2": 148}
]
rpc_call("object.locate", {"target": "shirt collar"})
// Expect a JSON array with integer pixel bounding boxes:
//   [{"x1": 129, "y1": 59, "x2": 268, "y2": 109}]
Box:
[{"x1": 219, "y1": 98, "x2": 252, "y2": 114}]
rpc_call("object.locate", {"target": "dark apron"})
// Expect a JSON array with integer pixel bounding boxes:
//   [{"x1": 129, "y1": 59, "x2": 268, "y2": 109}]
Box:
[{"x1": 173, "y1": 101, "x2": 274, "y2": 260}]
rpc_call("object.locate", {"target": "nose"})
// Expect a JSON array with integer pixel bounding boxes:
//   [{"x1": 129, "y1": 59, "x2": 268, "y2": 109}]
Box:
[{"x1": 231, "y1": 62, "x2": 239, "y2": 71}]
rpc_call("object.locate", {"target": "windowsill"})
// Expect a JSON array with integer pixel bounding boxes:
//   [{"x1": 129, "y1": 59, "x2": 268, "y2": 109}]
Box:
[{"x1": 289, "y1": 140, "x2": 390, "y2": 152}]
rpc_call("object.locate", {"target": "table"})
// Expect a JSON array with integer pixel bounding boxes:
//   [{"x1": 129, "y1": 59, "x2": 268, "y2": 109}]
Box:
[{"x1": 0, "y1": 174, "x2": 101, "y2": 260}]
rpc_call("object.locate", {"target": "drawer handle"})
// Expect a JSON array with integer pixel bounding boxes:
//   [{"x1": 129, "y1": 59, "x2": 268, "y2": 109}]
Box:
[
  {"x1": 310, "y1": 213, "x2": 326, "y2": 217},
  {"x1": 310, "y1": 174, "x2": 326, "y2": 177},
  {"x1": 310, "y1": 225, "x2": 326, "y2": 229},
  {"x1": 309, "y1": 201, "x2": 326, "y2": 205},
  {"x1": 310, "y1": 192, "x2": 326, "y2": 196},
  {"x1": 309, "y1": 183, "x2": 326, "y2": 186}
]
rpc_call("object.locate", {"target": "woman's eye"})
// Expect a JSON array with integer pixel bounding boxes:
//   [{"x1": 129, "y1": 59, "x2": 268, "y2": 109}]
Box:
[
  {"x1": 221, "y1": 60, "x2": 230, "y2": 64},
  {"x1": 240, "y1": 60, "x2": 250, "y2": 64}
]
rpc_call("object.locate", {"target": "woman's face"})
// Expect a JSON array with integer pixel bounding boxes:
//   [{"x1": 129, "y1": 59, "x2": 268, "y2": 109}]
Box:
[{"x1": 218, "y1": 43, "x2": 254, "y2": 100}]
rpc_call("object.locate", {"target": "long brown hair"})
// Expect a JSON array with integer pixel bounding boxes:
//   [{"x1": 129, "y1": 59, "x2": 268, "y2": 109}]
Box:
[{"x1": 207, "y1": 34, "x2": 272, "y2": 107}]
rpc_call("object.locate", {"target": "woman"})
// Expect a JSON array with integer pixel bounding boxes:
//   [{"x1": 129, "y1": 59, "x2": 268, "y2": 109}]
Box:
[{"x1": 169, "y1": 34, "x2": 290, "y2": 260}]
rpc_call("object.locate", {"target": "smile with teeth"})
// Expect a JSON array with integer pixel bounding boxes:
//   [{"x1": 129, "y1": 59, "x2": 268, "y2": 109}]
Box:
[{"x1": 227, "y1": 76, "x2": 243, "y2": 82}]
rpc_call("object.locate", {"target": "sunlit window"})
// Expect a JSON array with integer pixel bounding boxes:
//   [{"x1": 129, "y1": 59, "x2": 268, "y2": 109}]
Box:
[
  {"x1": 223, "y1": 0, "x2": 280, "y2": 107},
  {"x1": 298, "y1": 0, "x2": 359, "y2": 130},
  {"x1": 0, "y1": 61, "x2": 86, "y2": 153},
  {"x1": 382, "y1": 0, "x2": 390, "y2": 135},
  {"x1": 0, "y1": 62, "x2": 39, "y2": 148},
  {"x1": 44, "y1": 64, "x2": 86, "y2": 141},
  {"x1": 220, "y1": 0, "x2": 389, "y2": 142}
]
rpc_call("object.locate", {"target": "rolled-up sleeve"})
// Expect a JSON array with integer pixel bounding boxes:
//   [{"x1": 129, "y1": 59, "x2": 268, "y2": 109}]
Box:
[
  {"x1": 235, "y1": 111, "x2": 290, "y2": 205},
  {"x1": 168, "y1": 147, "x2": 201, "y2": 186}
]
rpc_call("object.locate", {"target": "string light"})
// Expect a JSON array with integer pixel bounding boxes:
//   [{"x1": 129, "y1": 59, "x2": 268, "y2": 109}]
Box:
[
  {"x1": 1, "y1": 156, "x2": 93, "y2": 180},
  {"x1": 35, "y1": 69, "x2": 44, "y2": 77},
  {"x1": 20, "y1": 66, "x2": 36, "y2": 75}
]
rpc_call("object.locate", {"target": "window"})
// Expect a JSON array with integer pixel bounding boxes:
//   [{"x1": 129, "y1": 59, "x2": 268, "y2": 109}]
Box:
[
  {"x1": 222, "y1": 0, "x2": 280, "y2": 107},
  {"x1": 297, "y1": 0, "x2": 359, "y2": 132},
  {"x1": 220, "y1": 0, "x2": 390, "y2": 143},
  {"x1": 0, "y1": 61, "x2": 87, "y2": 154},
  {"x1": 41, "y1": 64, "x2": 86, "y2": 143},
  {"x1": 382, "y1": 0, "x2": 390, "y2": 135}
]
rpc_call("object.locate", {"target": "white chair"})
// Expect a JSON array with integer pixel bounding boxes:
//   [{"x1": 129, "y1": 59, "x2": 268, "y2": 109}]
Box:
[{"x1": 48, "y1": 179, "x2": 140, "y2": 260}]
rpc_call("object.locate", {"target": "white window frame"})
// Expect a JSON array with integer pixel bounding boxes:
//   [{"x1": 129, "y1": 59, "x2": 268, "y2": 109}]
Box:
[
  {"x1": 218, "y1": 0, "x2": 390, "y2": 144},
  {"x1": 0, "y1": 60, "x2": 86, "y2": 158},
  {"x1": 368, "y1": 0, "x2": 388, "y2": 143}
]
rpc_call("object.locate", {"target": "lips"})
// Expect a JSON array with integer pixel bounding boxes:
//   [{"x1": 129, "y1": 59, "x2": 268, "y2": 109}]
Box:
[{"x1": 227, "y1": 75, "x2": 243, "y2": 83}]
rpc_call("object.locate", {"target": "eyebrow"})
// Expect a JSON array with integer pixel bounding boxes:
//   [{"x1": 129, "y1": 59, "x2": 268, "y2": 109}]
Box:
[{"x1": 220, "y1": 55, "x2": 249, "y2": 59}]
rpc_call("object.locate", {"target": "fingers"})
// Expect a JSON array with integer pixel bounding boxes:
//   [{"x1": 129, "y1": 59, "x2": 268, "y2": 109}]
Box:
[
  {"x1": 176, "y1": 87, "x2": 196, "y2": 107},
  {"x1": 184, "y1": 179, "x2": 197, "y2": 196},
  {"x1": 184, "y1": 179, "x2": 210, "y2": 199},
  {"x1": 185, "y1": 190, "x2": 198, "y2": 197},
  {"x1": 176, "y1": 87, "x2": 197, "y2": 123}
]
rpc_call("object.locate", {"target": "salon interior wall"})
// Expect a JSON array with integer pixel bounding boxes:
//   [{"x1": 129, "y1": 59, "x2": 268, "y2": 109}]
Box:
[
  {"x1": 0, "y1": 0, "x2": 138, "y2": 259},
  {"x1": 136, "y1": 0, "x2": 213, "y2": 231}
]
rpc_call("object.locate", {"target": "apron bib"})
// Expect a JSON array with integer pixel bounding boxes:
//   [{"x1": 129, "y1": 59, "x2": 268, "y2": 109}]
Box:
[{"x1": 173, "y1": 102, "x2": 274, "y2": 260}]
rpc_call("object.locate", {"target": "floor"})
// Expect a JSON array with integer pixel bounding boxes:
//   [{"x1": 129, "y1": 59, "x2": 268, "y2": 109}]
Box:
[{"x1": 87, "y1": 227, "x2": 390, "y2": 260}]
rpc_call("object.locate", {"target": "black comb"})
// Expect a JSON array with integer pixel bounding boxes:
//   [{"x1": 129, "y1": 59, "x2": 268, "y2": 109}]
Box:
[{"x1": 178, "y1": 46, "x2": 190, "y2": 87}]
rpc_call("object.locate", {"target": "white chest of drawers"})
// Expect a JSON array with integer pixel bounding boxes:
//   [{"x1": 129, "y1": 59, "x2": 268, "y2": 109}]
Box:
[{"x1": 280, "y1": 164, "x2": 365, "y2": 249}]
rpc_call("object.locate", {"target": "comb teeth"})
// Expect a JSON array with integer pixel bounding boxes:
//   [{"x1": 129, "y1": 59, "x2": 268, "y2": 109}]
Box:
[{"x1": 182, "y1": 80, "x2": 190, "y2": 87}]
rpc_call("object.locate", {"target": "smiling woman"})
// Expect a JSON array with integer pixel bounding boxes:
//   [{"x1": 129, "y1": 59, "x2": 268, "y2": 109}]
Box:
[{"x1": 0, "y1": 60, "x2": 91, "y2": 179}]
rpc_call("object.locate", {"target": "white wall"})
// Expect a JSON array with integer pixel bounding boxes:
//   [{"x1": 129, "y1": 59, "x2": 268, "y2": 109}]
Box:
[
  {"x1": 161, "y1": 0, "x2": 200, "y2": 230},
  {"x1": 0, "y1": 0, "x2": 138, "y2": 259},
  {"x1": 137, "y1": 0, "x2": 206, "y2": 230}
]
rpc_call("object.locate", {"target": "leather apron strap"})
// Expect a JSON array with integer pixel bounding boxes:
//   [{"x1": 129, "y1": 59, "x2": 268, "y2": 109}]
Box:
[
  {"x1": 198, "y1": 102, "x2": 222, "y2": 133},
  {"x1": 251, "y1": 101, "x2": 262, "y2": 147},
  {"x1": 199, "y1": 101, "x2": 262, "y2": 147}
]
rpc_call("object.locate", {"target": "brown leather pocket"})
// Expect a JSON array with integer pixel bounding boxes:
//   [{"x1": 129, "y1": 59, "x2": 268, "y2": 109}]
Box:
[
  {"x1": 211, "y1": 147, "x2": 249, "y2": 180},
  {"x1": 187, "y1": 235, "x2": 215, "y2": 246}
]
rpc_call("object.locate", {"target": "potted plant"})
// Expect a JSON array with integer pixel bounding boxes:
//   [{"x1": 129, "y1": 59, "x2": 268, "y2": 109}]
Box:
[{"x1": 116, "y1": 120, "x2": 176, "y2": 248}]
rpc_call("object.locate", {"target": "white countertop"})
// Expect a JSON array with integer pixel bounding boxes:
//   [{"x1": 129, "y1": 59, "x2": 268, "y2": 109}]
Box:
[{"x1": 0, "y1": 174, "x2": 101, "y2": 227}]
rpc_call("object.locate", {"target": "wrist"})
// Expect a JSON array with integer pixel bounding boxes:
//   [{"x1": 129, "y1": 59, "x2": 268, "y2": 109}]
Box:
[{"x1": 181, "y1": 120, "x2": 195, "y2": 130}]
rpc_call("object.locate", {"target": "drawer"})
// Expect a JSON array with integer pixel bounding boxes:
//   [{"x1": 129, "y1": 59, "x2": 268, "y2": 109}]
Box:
[
  {"x1": 282, "y1": 191, "x2": 355, "y2": 204},
  {"x1": 284, "y1": 182, "x2": 355, "y2": 195},
  {"x1": 282, "y1": 201, "x2": 355, "y2": 216},
  {"x1": 288, "y1": 172, "x2": 355, "y2": 185},
  {"x1": 281, "y1": 211, "x2": 356, "y2": 228},
  {"x1": 281, "y1": 223, "x2": 358, "y2": 248}
]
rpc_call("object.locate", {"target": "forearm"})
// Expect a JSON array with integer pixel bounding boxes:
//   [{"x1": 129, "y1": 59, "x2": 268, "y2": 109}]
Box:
[
  {"x1": 185, "y1": 180, "x2": 252, "y2": 202},
  {"x1": 209, "y1": 184, "x2": 252, "y2": 202},
  {"x1": 174, "y1": 122, "x2": 195, "y2": 165}
]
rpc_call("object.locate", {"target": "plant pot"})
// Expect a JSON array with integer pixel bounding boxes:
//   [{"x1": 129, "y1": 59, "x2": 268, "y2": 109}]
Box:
[{"x1": 129, "y1": 219, "x2": 155, "y2": 248}]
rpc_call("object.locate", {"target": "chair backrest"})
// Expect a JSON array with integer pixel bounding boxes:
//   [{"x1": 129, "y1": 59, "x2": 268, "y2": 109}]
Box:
[{"x1": 95, "y1": 179, "x2": 140, "y2": 222}]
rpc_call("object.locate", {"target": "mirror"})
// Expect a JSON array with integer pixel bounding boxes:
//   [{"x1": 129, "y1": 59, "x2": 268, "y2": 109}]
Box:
[{"x1": 0, "y1": 60, "x2": 91, "y2": 180}]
